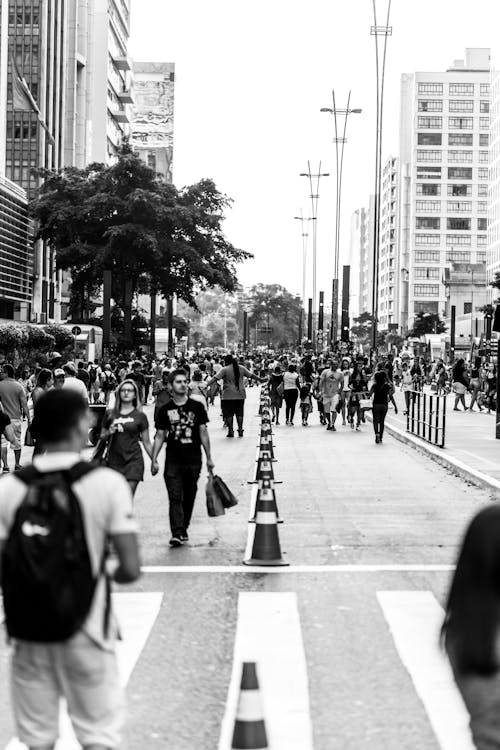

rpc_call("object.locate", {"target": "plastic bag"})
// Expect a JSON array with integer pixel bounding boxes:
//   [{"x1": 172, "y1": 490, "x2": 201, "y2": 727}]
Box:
[
  {"x1": 212, "y1": 475, "x2": 238, "y2": 509},
  {"x1": 206, "y1": 474, "x2": 225, "y2": 517}
]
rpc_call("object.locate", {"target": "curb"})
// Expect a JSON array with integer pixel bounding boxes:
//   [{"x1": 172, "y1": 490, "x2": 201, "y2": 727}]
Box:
[{"x1": 368, "y1": 415, "x2": 500, "y2": 498}]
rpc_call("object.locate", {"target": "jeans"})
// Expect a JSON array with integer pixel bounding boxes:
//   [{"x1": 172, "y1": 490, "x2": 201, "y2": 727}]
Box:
[
  {"x1": 372, "y1": 403, "x2": 388, "y2": 439},
  {"x1": 164, "y1": 463, "x2": 202, "y2": 536},
  {"x1": 283, "y1": 389, "x2": 298, "y2": 422}
]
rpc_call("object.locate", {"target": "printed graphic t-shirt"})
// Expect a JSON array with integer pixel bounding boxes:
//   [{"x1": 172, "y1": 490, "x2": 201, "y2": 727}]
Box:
[{"x1": 155, "y1": 397, "x2": 209, "y2": 465}]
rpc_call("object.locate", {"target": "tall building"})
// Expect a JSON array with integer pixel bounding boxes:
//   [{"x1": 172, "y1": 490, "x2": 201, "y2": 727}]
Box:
[
  {"x1": 377, "y1": 156, "x2": 401, "y2": 332},
  {"x1": 398, "y1": 48, "x2": 491, "y2": 331},
  {"x1": 487, "y1": 58, "x2": 500, "y2": 283},
  {"x1": 131, "y1": 62, "x2": 175, "y2": 182},
  {"x1": 349, "y1": 199, "x2": 374, "y2": 318}
]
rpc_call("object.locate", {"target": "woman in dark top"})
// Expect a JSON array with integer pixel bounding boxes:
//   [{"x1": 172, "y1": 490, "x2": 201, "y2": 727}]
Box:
[
  {"x1": 469, "y1": 364, "x2": 483, "y2": 411},
  {"x1": 348, "y1": 363, "x2": 367, "y2": 430},
  {"x1": 442, "y1": 506, "x2": 500, "y2": 749},
  {"x1": 100, "y1": 378, "x2": 152, "y2": 497},
  {"x1": 452, "y1": 359, "x2": 469, "y2": 412},
  {"x1": 31, "y1": 368, "x2": 53, "y2": 455},
  {"x1": 370, "y1": 370, "x2": 398, "y2": 444},
  {"x1": 268, "y1": 366, "x2": 284, "y2": 425}
]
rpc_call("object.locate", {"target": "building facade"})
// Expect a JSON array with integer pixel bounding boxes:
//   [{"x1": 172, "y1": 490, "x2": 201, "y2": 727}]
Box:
[
  {"x1": 131, "y1": 61, "x2": 174, "y2": 182},
  {"x1": 487, "y1": 58, "x2": 500, "y2": 284},
  {"x1": 377, "y1": 156, "x2": 401, "y2": 332},
  {"x1": 398, "y1": 48, "x2": 491, "y2": 331},
  {"x1": 0, "y1": 174, "x2": 32, "y2": 320},
  {"x1": 349, "y1": 199, "x2": 374, "y2": 318}
]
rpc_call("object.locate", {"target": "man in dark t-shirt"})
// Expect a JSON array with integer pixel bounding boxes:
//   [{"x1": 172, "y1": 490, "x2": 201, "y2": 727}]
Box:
[{"x1": 152, "y1": 369, "x2": 214, "y2": 547}]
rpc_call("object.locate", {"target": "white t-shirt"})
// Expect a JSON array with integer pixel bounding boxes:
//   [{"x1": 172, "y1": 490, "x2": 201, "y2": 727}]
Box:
[
  {"x1": 0, "y1": 452, "x2": 137, "y2": 651},
  {"x1": 63, "y1": 375, "x2": 90, "y2": 402}
]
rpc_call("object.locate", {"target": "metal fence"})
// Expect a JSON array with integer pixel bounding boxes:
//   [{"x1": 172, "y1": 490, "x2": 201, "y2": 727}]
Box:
[{"x1": 407, "y1": 390, "x2": 446, "y2": 448}]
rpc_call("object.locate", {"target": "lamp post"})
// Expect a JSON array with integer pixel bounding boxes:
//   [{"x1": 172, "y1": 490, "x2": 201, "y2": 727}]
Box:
[
  {"x1": 300, "y1": 162, "x2": 329, "y2": 348},
  {"x1": 320, "y1": 91, "x2": 362, "y2": 346},
  {"x1": 370, "y1": 0, "x2": 393, "y2": 350},
  {"x1": 294, "y1": 211, "x2": 315, "y2": 309}
]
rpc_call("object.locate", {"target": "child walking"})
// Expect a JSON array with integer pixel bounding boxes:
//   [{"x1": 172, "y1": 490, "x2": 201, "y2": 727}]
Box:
[{"x1": 300, "y1": 383, "x2": 313, "y2": 426}]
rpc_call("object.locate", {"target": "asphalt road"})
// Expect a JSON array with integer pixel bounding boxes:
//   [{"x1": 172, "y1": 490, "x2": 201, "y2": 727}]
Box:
[{"x1": 0, "y1": 388, "x2": 493, "y2": 750}]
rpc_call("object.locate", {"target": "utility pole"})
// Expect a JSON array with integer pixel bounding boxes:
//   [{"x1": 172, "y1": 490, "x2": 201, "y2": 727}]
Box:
[{"x1": 294, "y1": 212, "x2": 314, "y2": 312}]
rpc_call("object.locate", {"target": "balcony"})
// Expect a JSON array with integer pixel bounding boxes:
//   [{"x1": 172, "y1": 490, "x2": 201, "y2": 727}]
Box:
[
  {"x1": 113, "y1": 109, "x2": 130, "y2": 124},
  {"x1": 117, "y1": 89, "x2": 134, "y2": 104},
  {"x1": 113, "y1": 54, "x2": 132, "y2": 71}
]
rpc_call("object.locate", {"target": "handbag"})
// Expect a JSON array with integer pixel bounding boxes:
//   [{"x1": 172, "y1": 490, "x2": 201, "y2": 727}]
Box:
[
  {"x1": 206, "y1": 473, "x2": 225, "y2": 517},
  {"x1": 453, "y1": 382, "x2": 466, "y2": 395},
  {"x1": 92, "y1": 436, "x2": 111, "y2": 466},
  {"x1": 212, "y1": 475, "x2": 238, "y2": 509},
  {"x1": 24, "y1": 426, "x2": 35, "y2": 447},
  {"x1": 359, "y1": 398, "x2": 372, "y2": 410}
]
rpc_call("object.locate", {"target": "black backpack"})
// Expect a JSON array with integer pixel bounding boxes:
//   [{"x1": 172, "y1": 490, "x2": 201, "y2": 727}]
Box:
[{"x1": 1, "y1": 461, "x2": 108, "y2": 642}]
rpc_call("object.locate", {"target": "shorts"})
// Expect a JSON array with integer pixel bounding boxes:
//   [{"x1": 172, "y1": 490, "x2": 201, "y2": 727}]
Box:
[
  {"x1": 323, "y1": 394, "x2": 340, "y2": 413},
  {"x1": 1, "y1": 418, "x2": 22, "y2": 450},
  {"x1": 11, "y1": 631, "x2": 125, "y2": 748},
  {"x1": 221, "y1": 399, "x2": 245, "y2": 419}
]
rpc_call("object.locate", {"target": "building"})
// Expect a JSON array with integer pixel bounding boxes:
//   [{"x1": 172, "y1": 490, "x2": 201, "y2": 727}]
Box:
[
  {"x1": 487, "y1": 57, "x2": 500, "y2": 284},
  {"x1": 377, "y1": 156, "x2": 401, "y2": 332},
  {"x1": 355, "y1": 197, "x2": 375, "y2": 317},
  {"x1": 0, "y1": 174, "x2": 32, "y2": 321},
  {"x1": 398, "y1": 48, "x2": 491, "y2": 332},
  {"x1": 131, "y1": 62, "x2": 175, "y2": 183}
]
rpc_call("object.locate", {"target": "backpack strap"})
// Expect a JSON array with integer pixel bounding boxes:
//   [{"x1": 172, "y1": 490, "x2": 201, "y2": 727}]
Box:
[
  {"x1": 14, "y1": 465, "x2": 41, "y2": 485},
  {"x1": 66, "y1": 461, "x2": 99, "y2": 483}
]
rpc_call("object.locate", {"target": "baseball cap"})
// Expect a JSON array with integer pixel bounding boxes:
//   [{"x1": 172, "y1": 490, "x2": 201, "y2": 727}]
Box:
[{"x1": 53, "y1": 368, "x2": 65, "y2": 377}]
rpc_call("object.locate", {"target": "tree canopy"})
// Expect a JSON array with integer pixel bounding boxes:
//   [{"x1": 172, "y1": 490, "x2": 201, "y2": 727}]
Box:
[
  {"x1": 246, "y1": 283, "x2": 302, "y2": 348},
  {"x1": 408, "y1": 312, "x2": 447, "y2": 337}
]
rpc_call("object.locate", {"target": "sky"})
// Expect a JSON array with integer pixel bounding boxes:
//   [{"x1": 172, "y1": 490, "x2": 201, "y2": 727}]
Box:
[{"x1": 128, "y1": 0, "x2": 498, "y2": 302}]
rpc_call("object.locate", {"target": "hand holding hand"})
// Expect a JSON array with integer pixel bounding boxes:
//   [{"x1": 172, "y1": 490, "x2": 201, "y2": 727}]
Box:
[{"x1": 151, "y1": 460, "x2": 159, "y2": 476}]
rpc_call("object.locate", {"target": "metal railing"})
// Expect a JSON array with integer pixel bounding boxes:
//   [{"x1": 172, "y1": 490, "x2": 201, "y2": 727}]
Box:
[{"x1": 407, "y1": 390, "x2": 446, "y2": 448}]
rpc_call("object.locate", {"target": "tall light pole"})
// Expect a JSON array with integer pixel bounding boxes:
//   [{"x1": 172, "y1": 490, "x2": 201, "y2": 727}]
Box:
[
  {"x1": 294, "y1": 211, "x2": 315, "y2": 308},
  {"x1": 370, "y1": 0, "x2": 393, "y2": 351},
  {"x1": 320, "y1": 91, "x2": 362, "y2": 346},
  {"x1": 300, "y1": 162, "x2": 329, "y2": 348}
]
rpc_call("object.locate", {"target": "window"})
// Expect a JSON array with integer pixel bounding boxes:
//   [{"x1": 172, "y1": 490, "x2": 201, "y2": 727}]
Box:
[
  {"x1": 449, "y1": 100, "x2": 474, "y2": 112},
  {"x1": 447, "y1": 201, "x2": 471, "y2": 212},
  {"x1": 478, "y1": 167, "x2": 488, "y2": 179},
  {"x1": 447, "y1": 218, "x2": 471, "y2": 230},
  {"x1": 480, "y1": 101, "x2": 490, "y2": 113},
  {"x1": 414, "y1": 301, "x2": 439, "y2": 314},
  {"x1": 414, "y1": 250, "x2": 440, "y2": 262},
  {"x1": 416, "y1": 200, "x2": 440, "y2": 211},
  {"x1": 478, "y1": 184, "x2": 488, "y2": 196},
  {"x1": 481, "y1": 83, "x2": 490, "y2": 96},
  {"x1": 477, "y1": 252, "x2": 487, "y2": 262},
  {"x1": 147, "y1": 153, "x2": 156, "y2": 170},
  {"x1": 478, "y1": 218, "x2": 487, "y2": 230},
  {"x1": 478, "y1": 201, "x2": 487, "y2": 213},
  {"x1": 415, "y1": 234, "x2": 441, "y2": 245},
  {"x1": 416, "y1": 217, "x2": 440, "y2": 229},
  {"x1": 418, "y1": 83, "x2": 443, "y2": 95},
  {"x1": 449, "y1": 117, "x2": 473, "y2": 129},
  {"x1": 446, "y1": 234, "x2": 471, "y2": 245},
  {"x1": 480, "y1": 117, "x2": 489, "y2": 129},
  {"x1": 449, "y1": 83, "x2": 474, "y2": 96},
  {"x1": 418, "y1": 133, "x2": 442, "y2": 145},
  {"x1": 448, "y1": 167, "x2": 472, "y2": 179},
  {"x1": 448, "y1": 183, "x2": 471, "y2": 196},
  {"x1": 418, "y1": 116, "x2": 442, "y2": 129},
  {"x1": 448, "y1": 133, "x2": 473, "y2": 146},
  {"x1": 448, "y1": 150, "x2": 472, "y2": 162},
  {"x1": 446, "y1": 251, "x2": 471, "y2": 262},
  {"x1": 479, "y1": 151, "x2": 489, "y2": 163},
  {"x1": 414, "y1": 267, "x2": 440, "y2": 279},
  {"x1": 418, "y1": 100, "x2": 443, "y2": 112},
  {"x1": 416, "y1": 183, "x2": 440, "y2": 196},
  {"x1": 417, "y1": 166, "x2": 441, "y2": 179},
  {"x1": 480, "y1": 134, "x2": 489, "y2": 146},
  {"x1": 464, "y1": 302, "x2": 472, "y2": 314},
  {"x1": 414, "y1": 284, "x2": 440, "y2": 297},
  {"x1": 417, "y1": 150, "x2": 441, "y2": 161},
  {"x1": 478, "y1": 235, "x2": 487, "y2": 246}
]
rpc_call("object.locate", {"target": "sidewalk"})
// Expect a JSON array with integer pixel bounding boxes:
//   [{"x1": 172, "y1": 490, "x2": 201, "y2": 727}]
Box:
[{"x1": 379, "y1": 387, "x2": 500, "y2": 496}]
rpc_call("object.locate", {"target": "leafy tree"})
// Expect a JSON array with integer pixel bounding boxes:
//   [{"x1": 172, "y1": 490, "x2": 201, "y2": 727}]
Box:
[
  {"x1": 408, "y1": 312, "x2": 447, "y2": 337},
  {"x1": 31, "y1": 142, "x2": 251, "y2": 346},
  {"x1": 350, "y1": 312, "x2": 374, "y2": 342},
  {"x1": 246, "y1": 284, "x2": 302, "y2": 347}
]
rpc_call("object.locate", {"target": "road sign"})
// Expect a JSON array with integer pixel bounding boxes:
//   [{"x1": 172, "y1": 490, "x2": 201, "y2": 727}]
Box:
[
  {"x1": 71, "y1": 325, "x2": 82, "y2": 336},
  {"x1": 258, "y1": 327, "x2": 273, "y2": 333}
]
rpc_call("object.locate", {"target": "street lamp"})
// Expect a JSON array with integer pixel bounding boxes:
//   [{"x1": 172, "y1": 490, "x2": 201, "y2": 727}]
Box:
[
  {"x1": 320, "y1": 90, "x2": 362, "y2": 346},
  {"x1": 294, "y1": 212, "x2": 315, "y2": 308},
  {"x1": 300, "y1": 162, "x2": 329, "y2": 348}
]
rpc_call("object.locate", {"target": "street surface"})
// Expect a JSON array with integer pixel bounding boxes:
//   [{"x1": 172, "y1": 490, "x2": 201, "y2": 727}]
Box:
[{"x1": 0, "y1": 387, "x2": 495, "y2": 750}]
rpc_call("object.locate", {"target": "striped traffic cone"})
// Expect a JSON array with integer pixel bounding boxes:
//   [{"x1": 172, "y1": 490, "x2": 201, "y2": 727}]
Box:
[
  {"x1": 244, "y1": 497, "x2": 288, "y2": 566},
  {"x1": 258, "y1": 435, "x2": 274, "y2": 459},
  {"x1": 255, "y1": 455, "x2": 274, "y2": 482},
  {"x1": 249, "y1": 479, "x2": 282, "y2": 524},
  {"x1": 232, "y1": 662, "x2": 268, "y2": 750}
]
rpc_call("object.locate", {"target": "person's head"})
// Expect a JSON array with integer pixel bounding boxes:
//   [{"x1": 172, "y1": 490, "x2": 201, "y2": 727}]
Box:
[
  {"x1": 53, "y1": 368, "x2": 65, "y2": 388},
  {"x1": 132, "y1": 361, "x2": 141, "y2": 371},
  {"x1": 36, "y1": 368, "x2": 53, "y2": 390},
  {"x1": 341, "y1": 358, "x2": 349, "y2": 370},
  {"x1": 330, "y1": 358, "x2": 339, "y2": 371},
  {"x1": 374, "y1": 370, "x2": 387, "y2": 387},
  {"x1": 31, "y1": 390, "x2": 89, "y2": 451},
  {"x1": 192, "y1": 370, "x2": 203, "y2": 382},
  {"x1": 198, "y1": 363, "x2": 206, "y2": 373},
  {"x1": 114, "y1": 378, "x2": 140, "y2": 413},
  {"x1": 402, "y1": 362, "x2": 408, "y2": 371},
  {"x1": 224, "y1": 354, "x2": 233, "y2": 366},
  {"x1": 77, "y1": 361, "x2": 85, "y2": 370},
  {"x1": 169, "y1": 368, "x2": 189, "y2": 397},
  {"x1": 288, "y1": 363, "x2": 296, "y2": 373},
  {"x1": 274, "y1": 365, "x2": 281, "y2": 374},
  {"x1": 63, "y1": 362, "x2": 76, "y2": 377},
  {"x1": 442, "y1": 505, "x2": 500, "y2": 676},
  {"x1": 2, "y1": 363, "x2": 14, "y2": 379}
]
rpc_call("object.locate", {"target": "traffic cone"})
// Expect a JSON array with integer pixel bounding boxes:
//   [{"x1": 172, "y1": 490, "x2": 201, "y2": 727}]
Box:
[
  {"x1": 249, "y1": 479, "x2": 282, "y2": 524},
  {"x1": 258, "y1": 435, "x2": 274, "y2": 459},
  {"x1": 232, "y1": 662, "x2": 268, "y2": 749},
  {"x1": 255, "y1": 455, "x2": 274, "y2": 482},
  {"x1": 244, "y1": 499, "x2": 288, "y2": 566}
]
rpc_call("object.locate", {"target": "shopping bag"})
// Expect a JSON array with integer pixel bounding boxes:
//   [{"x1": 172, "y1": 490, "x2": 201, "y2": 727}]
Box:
[
  {"x1": 206, "y1": 474, "x2": 225, "y2": 517},
  {"x1": 24, "y1": 426, "x2": 35, "y2": 447},
  {"x1": 212, "y1": 474, "x2": 238, "y2": 509},
  {"x1": 359, "y1": 398, "x2": 372, "y2": 410}
]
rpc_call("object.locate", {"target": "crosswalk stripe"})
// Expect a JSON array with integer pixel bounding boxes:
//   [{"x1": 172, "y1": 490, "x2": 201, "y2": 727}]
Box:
[
  {"x1": 218, "y1": 592, "x2": 313, "y2": 750},
  {"x1": 4, "y1": 592, "x2": 163, "y2": 750},
  {"x1": 377, "y1": 591, "x2": 475, "y2": 750}
]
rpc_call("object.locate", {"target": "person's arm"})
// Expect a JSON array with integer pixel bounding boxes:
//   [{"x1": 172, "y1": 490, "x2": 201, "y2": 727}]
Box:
[
  {"x1": 4, "y1": 423, "x2": 16, "y2": 448},
  {"x1": 110, "y1": 533, "x2": 141, "y2": 583},
  {"x1": 19, "y1": 389, "x2": 29, "y2": 421},
  {"x1": 206, "y1": 368, "x2": 224, "y2": 388},
  {"x1": 151, "y1": 428, "x2": 166, "y2": 475},
  {"x1": 199, "y1": 423, "x2": 215, "y2": 472},
  {"x1": 141, "y1": 428, "x2": 153, "y2": 459}
]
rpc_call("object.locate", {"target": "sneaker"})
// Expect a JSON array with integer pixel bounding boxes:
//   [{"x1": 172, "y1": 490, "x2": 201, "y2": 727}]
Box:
[
  {"x1": 326, "y1": 425, "x2": 333, "y2": 430},
  {"x1": 180, "y1": 532, "x2": 189, "y2": 542},
  {"x1": 169, "y1": 536, "x2": 183, "y2": 547},
  {"x1": 227, "y1": 430, "x2": 235, "y2": 438},
  {"x1": 238, "y1": 430, "x2": 244, "y2": 437},
  {"x1": 375, "y1": 435, "x2": 380, "y2": 443},
  {"x1": 286, "y1": 419, "x2": 290, "y2": 425},
  {"x1": 2, "y1": 467, "x2": 9, "y2": 473},
  {"x1": 356, "y1": 425, "x2": 360, "y2": 431},
  {"x1": 331, "y1": 426, "x2": 336, "y2": 432}
]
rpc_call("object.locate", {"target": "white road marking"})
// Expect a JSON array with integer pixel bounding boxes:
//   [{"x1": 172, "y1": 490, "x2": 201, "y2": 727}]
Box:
[
  {"x1": 377, "y1": 591, "x2": 474, "y2": 750},
  {"x1": 5, "y1": 592, "x2": 163, "y2": 750},
  {"x1": 142, "y1": 564, "x2": 454, "y2": 574},
  {"x1": 218, "y1": 592, "x2": 313, "y2": 750}
]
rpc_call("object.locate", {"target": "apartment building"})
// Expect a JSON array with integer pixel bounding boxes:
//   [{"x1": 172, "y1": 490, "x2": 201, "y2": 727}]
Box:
[
  {"x1": 349, "y1": 199, "x2": 374, "y2": 318},
  {"x1": 487, "y1": 56, "x2": 500, "y2": 284},
  {"x1": 378, "y1": 156, "x2": 401, "y2": 332}
]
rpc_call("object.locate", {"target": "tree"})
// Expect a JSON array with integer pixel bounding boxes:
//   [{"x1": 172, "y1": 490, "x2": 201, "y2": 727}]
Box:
[
  {"x1": 31, "y1": 142, "x2": 251, "y2": 346},
  {"x1": 408, "y1": 312, "x2": 447, "y2": 337},
  {"x1": 246, "y1": 284, "x2": 302, "y2": 347},
  {"x1": 350, "y1": 312, "x2": 374, "y2": 342}
]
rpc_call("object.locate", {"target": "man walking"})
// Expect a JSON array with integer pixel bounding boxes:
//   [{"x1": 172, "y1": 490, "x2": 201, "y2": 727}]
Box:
[
  {"x1": 0, "y1": 363, "x2": 29, "y2": 471},
  {"x1": 151, "y1": 368, "x2": 214, "y2": 547},
  {"x1": 0, "y1": 389, "x2": 141, "y2": 749},
  {"x1": 318, "y1": 358, "x2": 343, "y2": 431}
]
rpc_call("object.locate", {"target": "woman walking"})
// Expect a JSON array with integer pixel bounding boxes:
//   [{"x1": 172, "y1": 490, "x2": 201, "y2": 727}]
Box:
[
  {"x1": 207, "y1": 355, "x2": 265, "y2": 437},
  {"x1": 370, "y1": 370, "x2": 398, "y2": 444},
  {"x1": 442, "y1": 506, "x2": 500, "y2": 750},
  {"x1": 468, "y1": 362, "x2": 483, "y2": 412},
  {"x1": 31, "y1": 368, "x2": 53, "y2": 455},
  {"x1": 452, "y1": 359, "x2": 469, "y2": 411},
  {"x1": 100, "y1": 379, "x2": 152, "y2": 497},
  {"x1": 348, "y1": 363, "x2": 367, "y2": 430},
  {"x1": 282, "y1": 364, "x2": 300, "y2": 426},
  {"x1": 269, "y1": 365, "x2": 284, "y2": 424},
  {"x1": 401, "y1": 362, "x2": 413, "y2": 415}
]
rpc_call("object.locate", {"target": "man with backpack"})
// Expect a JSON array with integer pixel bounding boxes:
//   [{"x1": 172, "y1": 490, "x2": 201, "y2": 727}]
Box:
[
  {"x1": 0, "y1": 389, "x2": 141, "y2": 750},
  {"x1": 88, "y1": 361, "x2": 102, "y2": 404}
]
